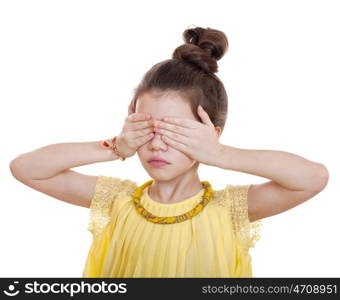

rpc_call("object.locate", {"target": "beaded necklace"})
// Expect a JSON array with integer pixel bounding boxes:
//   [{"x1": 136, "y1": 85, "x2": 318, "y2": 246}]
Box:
[{"x1": 132, "y1": 179, "x2": 213, "y2": 224}]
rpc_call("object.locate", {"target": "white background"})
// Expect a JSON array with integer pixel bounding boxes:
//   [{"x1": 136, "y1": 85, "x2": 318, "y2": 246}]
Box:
[{"x1": 1, "y1": 0, "x2": 339, "y2": 277}]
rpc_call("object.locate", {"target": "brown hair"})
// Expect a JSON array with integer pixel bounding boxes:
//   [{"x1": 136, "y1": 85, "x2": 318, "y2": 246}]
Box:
[{"x1": 129, "y1": 26, "x2": 229, "y2": 132}]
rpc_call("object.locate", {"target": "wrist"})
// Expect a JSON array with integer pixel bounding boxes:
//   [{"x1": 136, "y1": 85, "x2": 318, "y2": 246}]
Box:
[
  {"x1": 114, "y1": 136, "x2": 128, "y2": 159},
  {"x1": 209, "y1": 143, "x2": 238, "y2": 169},
  {"x1": 96, "y1": 140, "x2": 117, "y2": 161},
  {"x1": 205, "y1": 143, "x2": 224, "y2": 167},
  {"x1": 100, "y1": 137, "x2": 126, "y2": 161}
]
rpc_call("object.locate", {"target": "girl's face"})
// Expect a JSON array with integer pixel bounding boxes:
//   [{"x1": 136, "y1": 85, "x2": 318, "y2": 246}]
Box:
[{"x1": 136, "y1": 90, "x2": 200, "y2": 181}]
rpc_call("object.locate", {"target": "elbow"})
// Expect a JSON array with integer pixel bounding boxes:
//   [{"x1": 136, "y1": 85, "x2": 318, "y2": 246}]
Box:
[
  {"x1": 9, "y1": 156, "x2": 27, "y2": 182},
  {"x1": 311, "y1": 163, "x2": 329, "y2": 193},
  {"x1": 9, "y1": 158, "x2": 20, "y2": 179}
]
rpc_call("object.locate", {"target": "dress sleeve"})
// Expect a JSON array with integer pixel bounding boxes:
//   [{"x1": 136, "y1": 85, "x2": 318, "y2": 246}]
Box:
[
  {"x1": 224, "y1": 184, "x2": 262, "y2": 251},
  {"x1": 87, "y1": 175, "x2": 123, "y2": 236}
]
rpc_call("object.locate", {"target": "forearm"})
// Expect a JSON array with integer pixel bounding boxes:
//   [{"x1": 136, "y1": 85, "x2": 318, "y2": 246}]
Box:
[
  {"x1": 10, "y1": 141, "x2": 119, "y2": 180},
  {"x1": 212, "y1": 144, "x2": 328, "y2": 191}
]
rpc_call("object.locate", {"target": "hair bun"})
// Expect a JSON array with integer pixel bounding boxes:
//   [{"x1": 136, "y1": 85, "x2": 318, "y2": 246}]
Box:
[{"x1": 172, "y1": 26, "x2": 228, "y2": 73}]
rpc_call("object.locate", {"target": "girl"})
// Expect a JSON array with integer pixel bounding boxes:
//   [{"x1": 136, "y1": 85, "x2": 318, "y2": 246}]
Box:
[{"x1": 9, "y1": 26, "x2": 329, "y2": 278}]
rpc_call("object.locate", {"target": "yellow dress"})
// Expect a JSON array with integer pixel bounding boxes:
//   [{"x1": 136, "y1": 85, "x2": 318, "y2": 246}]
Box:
[{"x1": 82, "y1": 176, "x2": 262, "y2": 278}]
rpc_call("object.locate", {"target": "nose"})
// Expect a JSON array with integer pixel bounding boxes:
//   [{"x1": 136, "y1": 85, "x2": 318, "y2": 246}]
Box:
[{"x1": 149, "y1": 132, "x2": 168, "y2": 150}]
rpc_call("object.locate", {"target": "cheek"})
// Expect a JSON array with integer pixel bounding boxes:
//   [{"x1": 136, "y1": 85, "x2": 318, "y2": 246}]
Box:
[
  {"x1": 172, "y1": 149, "x2": 193, "y2": 162},
  {"x1": 137, "y1": 146, "x2": 146, "y2": 156},
  {"x1": 136, "y1": 144, "x2": 147, "y2": 156}
]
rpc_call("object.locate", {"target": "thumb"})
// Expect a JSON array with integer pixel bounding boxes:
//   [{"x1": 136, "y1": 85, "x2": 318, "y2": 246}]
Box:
[
  {"x1": 197, "y1": 105, "x2": 214, "y2": 126},
  {"x1": 128, "y1": 101, "x2": 134, "y2": 116}
]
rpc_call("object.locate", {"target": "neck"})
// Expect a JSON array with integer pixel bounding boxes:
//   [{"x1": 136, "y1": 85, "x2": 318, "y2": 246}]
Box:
[{"x1": 148, "y1": 168, "x2": 203, "y2": 204}]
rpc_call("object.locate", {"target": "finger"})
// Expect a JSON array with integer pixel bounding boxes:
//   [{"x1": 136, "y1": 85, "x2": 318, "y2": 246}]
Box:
[
  {"x1": 137, "y1": 127, "x2": 155, "y2": 137},
  {"x1": 129, "y1": 119, "x2": 154, "y2": 131},
  {"x1": 156, "y1": 128, "x2": 188, "y2": 145},
  {"x1": 155, "y1": 121, "x2": 190, "y2": 137},
  {"x1": 129, "y1": 130, "x2": 154, "y2": 148},
  {"x1": 197, "y1": 105, "x2": 214, "y2": 127},
  {"x1": 161, "y1": 117, "x2": 197, "y2": 129},
  {"x1": 137, "y1": 132, "x2": 154, "y2": 144},
  {"x1": 161, "y1": 135, "x2": 187, "y2": 152},
  {"x1": 127, "y1": 126, "x2": 154, "y2": 139},
  {"x1": 126, "y1": 112, "x2": 150, "y2": 122},
  {"x1": 128, "y1": 101, "x2": 134, "y2": 116}
]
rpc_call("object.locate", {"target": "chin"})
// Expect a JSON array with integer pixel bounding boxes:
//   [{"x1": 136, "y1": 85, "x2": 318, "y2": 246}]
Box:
[{"x1": 145, "y1": 169, "x2": 176, "y2": 181}]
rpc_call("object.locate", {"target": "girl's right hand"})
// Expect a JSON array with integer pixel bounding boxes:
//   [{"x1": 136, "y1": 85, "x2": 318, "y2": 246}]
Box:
[{"x1": 115, "y1": 112, "x2": 155, "y2": 159}]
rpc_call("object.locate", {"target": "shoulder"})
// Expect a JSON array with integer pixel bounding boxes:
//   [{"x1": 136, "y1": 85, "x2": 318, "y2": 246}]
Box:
[
  {"x1": 94, "y1": 175, "x2": 138, "y2": 198},
  {"x1": 87, "y1": 175, "x2": 138, "y2": 236},
  {"x1": 211, "y1": 183, "x2": 262, "y2": 250},
  {"x1": 225, "y1": 183, "x2": 252, "y2": 213},
  {"x1": 211, "y1": 183, "x2": 252, "y2": 211}
]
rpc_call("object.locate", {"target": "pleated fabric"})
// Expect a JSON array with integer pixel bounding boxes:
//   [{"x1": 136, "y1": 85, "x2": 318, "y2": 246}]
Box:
[{"x1": 82, "y1": 176, "x2": 262, "y2": 278}]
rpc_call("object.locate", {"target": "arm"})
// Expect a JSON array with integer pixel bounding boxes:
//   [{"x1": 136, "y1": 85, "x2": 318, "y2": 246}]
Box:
[
  {"x1": 10, "y1": 141, "x2": 119, "y2": 180},
  {"x1": 212, "y1": 145, "x2": 329, "y2": 222},
  {"x1": 9, "y1": 141, "x2": 121, "y2": 208}
]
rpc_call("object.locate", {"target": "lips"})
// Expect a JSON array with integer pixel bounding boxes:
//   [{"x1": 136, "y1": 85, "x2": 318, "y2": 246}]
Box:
[
  {"x1": 147, "y1": 157, "x2": 170, "y2": 164},
  {"x1": 148, "y1": 160, "x2": 170, "y2": 167}
]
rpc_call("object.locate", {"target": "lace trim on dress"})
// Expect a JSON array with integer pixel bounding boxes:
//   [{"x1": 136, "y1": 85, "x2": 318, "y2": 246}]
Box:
[
  {"x1": 215, "y1": 184, "x2": 262, "y2": 251},
  {"x1": 87, "y1": 176, "x2": 121, "y2": 236},
  {"x1": 87, "y1": 176, "x2": 137, "y2": 237}
]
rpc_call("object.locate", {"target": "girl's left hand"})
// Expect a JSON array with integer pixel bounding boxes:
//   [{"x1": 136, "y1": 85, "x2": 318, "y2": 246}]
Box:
[{"x1": 153, "y1": 105, "x2": 223, "y2": 165}]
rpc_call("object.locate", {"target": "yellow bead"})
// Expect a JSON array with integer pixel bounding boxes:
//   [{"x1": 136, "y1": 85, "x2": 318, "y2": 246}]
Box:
[{"x1": 132, "y1": 179, "x2": 213, "y2": 224}]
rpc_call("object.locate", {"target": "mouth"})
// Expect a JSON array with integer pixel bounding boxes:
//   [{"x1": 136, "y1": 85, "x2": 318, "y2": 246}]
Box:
[{"x1": 148, "y1": 160, "x2": 170, "y2": 167}]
